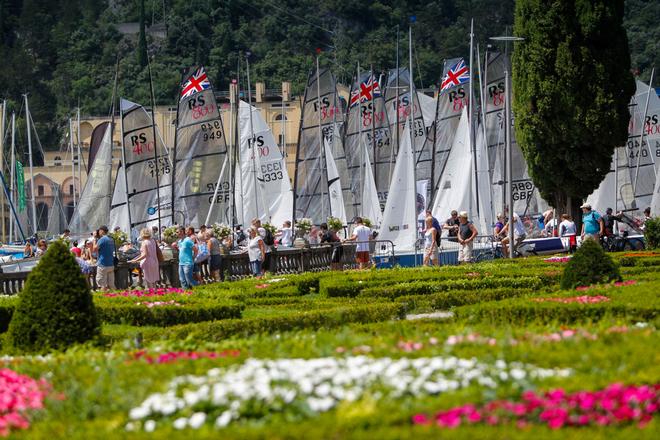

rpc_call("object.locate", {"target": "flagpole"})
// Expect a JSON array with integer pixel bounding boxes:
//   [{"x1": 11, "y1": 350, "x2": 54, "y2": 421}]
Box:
[
  {"x1": 357, "y1": 61, "x2": 364, "y2": 213},
  {"x1": 0, "y1": 100, "x2": 5, "y2": 242},
  {"x1": 24, "y1": 95, "x2": 38, "y2": 235}
]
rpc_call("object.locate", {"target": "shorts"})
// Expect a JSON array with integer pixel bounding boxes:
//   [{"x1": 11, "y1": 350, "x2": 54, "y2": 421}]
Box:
[
  {"x1": 210, "y1": 254, "x2": 222, "y2": 271},
  {"x1": 96, "y1": 265, "x2": 116, "y2": 289},
  {"x1": 193, "y1": 263, "x2": 201, "y2": 273},
  {"x1": 458, "y1": 241, "x2": 473, "y2": 262},
  {"x1": 356, "y1": 251, "x2": 370, "y2": 264},
  {"x1": 250, "y1": 260, "x2": 262, "y2": 276},
  {"x1": 425, "y1": 246, "x2": 439, "y2": 261}
]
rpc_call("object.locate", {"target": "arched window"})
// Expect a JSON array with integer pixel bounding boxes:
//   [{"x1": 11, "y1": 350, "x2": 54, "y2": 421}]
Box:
[
  {"x1": 274, "y1": 113, "x2": 287, "y2": 121},
  {"x1": 53, "y1": 156, "x2": 62, "y2": 166}
]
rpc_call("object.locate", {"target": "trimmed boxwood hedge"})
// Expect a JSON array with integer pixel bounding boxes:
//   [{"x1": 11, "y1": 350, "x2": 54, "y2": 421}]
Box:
[
  {"x1": 135, "y1": 303, "x2": 406, "y2": 343},
  {"x1": 396, "y1": 287, "x2": 535, "y2": 311},
  {"x1": 97, "y1": 303, "x2": 243, "y2": 326}
]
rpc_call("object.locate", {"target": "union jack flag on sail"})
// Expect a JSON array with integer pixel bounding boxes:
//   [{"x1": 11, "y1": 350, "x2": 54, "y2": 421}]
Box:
[
  {"x1": 180, "y1": 67, "x2": 211, "y2": 100},
  {"x1": 350, "y1": 75, "x2": 381, "y2": 108},
  {"x1": 440, "y1": 59, "x2": 470, "y2": 92}
]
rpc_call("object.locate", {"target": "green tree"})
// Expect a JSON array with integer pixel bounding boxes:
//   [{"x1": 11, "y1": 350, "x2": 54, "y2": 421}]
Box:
[
  {"x1": 512, "y1": 0, "x2": 636, "y2": 218},
  {"x1": 7, "y1": 240, "x2": 100, "y2": 353}
]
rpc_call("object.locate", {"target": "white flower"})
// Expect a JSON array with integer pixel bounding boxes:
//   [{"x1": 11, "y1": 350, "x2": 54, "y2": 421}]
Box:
[
  {"x1": 510, "y1": 369, "x2": 526, "y2": 380},
  {"x1": 129, "y1": 406, "x2": 149, "y2": 420},
  {"x1": 215, "y1": 411, "x2": 233, "y2": 428},
  {"x1": 144, "y1": 420, "x2": 156, "y2": 432},
  {"x1": 189, "y1": 412, "x2": 206, "y2": 429},
  {"x1": 173, "y1": 417, "x2": 187, "y2": 430}
]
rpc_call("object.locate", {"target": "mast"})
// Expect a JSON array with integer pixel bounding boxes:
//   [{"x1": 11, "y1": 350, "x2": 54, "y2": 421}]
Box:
[
  {"x1": 232, "y1": 78, "x2": 240, "y2": 228},
  {"x1": 409, "y1": 21, "x2": 418, "y2": 235},
  {"x1": 118, "y1": 98, "x2": 133, "y2": 235},
  {"x1": 9, "y1": 113, "x2": 15, "y2": 242},
  {"x1": 357, "y1": 62, "x2": 364, "y2": 207},
  {"x1": 394, "y1": 25, "x2": 400, "y2": 159},
  {"x1": 147, "y1": 57, "x2": 163, "y2": 236},
  {"x1": 633, "y1": 67, "x2": 656, "y2": 193},
  {"x1": 0, "y1": 100, "x2": 5, "y2": 242},
  {"x1": 171, "y1": 69, "x2": 185, "y2": 224},
  {"x1": 245, "y1": 52, "x2": 266, "y2": 219},
  {"x1": 468, "y1": 18, "x2": 479, "y2": 218},
  {"x1": 69, "y1": 118, "x2": 76, "y2": 209},
  {"x1": 370, "y1": 64, "x2": 377, "y2": 187},
  {"x1": 24, "y1": 94, "x2": 38, "y2": 235},
  {"x1": 317, "y1": 54, "x2": 330, "y2": 220},
  {"x1": 280, "y1": 83, "x2": 286, "y2": 157},
  {"x1": 77, "y1": 107, "x2": 82, "y2": 179}
]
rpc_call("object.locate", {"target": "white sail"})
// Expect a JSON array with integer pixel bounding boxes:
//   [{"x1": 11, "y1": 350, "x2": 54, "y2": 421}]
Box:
[
  {"x1": 237, "y1": 100, "x2": 293, "y2": 227},
  {"x1": 431, "y1": 108, "x2": 476, "y2": 224},
  {"x1": 323, "y1": 136, "x2": 347, "y2": 224},
  {"x1": 379, "y1": 120, "x2": 417, "y2": 253},
  {"x1": 475, "y1": 126, "x2": 494, "y2": 234},
  {"x1": 109, "y1": 162, "x2": 131, "y2": 234},
  {"x1": 651, "y1": 166, "x2": 660, "y2": 216},
  {"x1": 361, "y1": 142, "x2": 383, "y2": 227},
  {"x1": 586, "y1": 156, "x2": 617, "y2": 215},
  {"x1": 69, "y1": 124, "x2": 113, "y2": 233}
]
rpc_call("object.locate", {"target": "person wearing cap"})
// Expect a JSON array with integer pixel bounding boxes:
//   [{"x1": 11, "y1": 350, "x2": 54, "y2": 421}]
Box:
[
  {"x1": 93, "y1": 225, "x2": 116, "y2": 291},
  {"x1": 443, "y1": 210, "x2": 460, "y2": 241},
  {"x1": 457, "y1": 211, "x2": 478, "y2": 263},
  {"x1": 500, "y1": 213, "x2": 526, "y2": 258},
  {"x1": 580, "y1": 203, "x2": 603, "y2": 242}
]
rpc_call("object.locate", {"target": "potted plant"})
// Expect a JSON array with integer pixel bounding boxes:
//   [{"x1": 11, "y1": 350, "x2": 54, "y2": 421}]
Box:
[
  {"x1": 327, "y1": 216, "x2": 344, "y2": 232},
  {"x1": 294, "y1": 218, "x2": 312, "y2": 248},
  {"x1": 212, "y1": 223, "x2": 232, "y2": 254}
]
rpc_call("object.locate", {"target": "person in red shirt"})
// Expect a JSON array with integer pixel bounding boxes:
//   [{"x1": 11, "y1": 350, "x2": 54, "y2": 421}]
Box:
[{"x1": 70, "y1": 241, "x2": 82, "y2": 258}]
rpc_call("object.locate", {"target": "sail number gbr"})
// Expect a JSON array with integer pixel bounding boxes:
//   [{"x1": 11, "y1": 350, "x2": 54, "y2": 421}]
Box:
[{"x1": 200, "y1": 121, "x2": 222, "y2": 142}]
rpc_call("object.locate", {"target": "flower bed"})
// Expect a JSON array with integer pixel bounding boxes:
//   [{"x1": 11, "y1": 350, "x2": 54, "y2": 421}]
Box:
[
  {"x1": 126, "y1": 356, "x2": 571, "y2": 431},
  {"x1": 0, "y1": 368, "x2": 54, "y2": 437},
  {"x1": 103, "y1": 288, "x2": 193, "y2": 298},
  {"x1": 532, "y1": 295, "x2": 611, "y2": 304},
  {"x1": 413, "y1": 383, "x2": 659, "y2": 429},
  {"x1": 127, "y1": 350, "x2": 241, "y2": 364}
]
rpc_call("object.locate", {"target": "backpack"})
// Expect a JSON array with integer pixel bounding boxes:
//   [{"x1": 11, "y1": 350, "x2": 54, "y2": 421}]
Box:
[
  {"x1": 263, "y1": 228, "x2": 275, "y2": 246},
  {"x1": 195, "y1": 242, "x2": 209, "y2": 263},
  {"x1": 435, "y1": 228, "x2": 441, "y2": 247}
]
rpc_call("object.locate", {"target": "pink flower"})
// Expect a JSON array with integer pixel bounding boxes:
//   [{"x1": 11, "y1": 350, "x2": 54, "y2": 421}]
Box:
[{"x1": 412, "y1": 414, "x2": 431, "y2": 425}]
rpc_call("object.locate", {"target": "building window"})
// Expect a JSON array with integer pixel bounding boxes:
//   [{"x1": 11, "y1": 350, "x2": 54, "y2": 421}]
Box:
[
  {"x1": 274, "y1": 113, "x2": 287, "y2": 121},
  {"x1": 53, "y1": 156, "x2": 62, "y2": 166},
  {"x1": 69, "y1": 185, "x2": 74, "y2": 195},
  {"x1": 38, "y1": 185, "x2": 44, "y2": 196}
]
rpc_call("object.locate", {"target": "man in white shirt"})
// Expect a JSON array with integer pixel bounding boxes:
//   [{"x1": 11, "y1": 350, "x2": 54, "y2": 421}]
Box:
[
  {"x1": 500, "y1": 213, "x2": 527, "y2": 258},
  {"x1": 344, "y1": 217, "x2": 372, "y2": 269}
]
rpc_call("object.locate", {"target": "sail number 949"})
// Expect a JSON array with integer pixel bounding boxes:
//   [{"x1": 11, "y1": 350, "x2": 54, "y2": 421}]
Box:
[{"x1": 200, "y1": 121, "x2": 222, "y2": 142}]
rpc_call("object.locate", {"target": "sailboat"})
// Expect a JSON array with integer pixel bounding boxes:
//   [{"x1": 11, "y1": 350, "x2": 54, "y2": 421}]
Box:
[
  {"x1": 361, "y1": 142, "x2": 384, "y2": 228},
  {"x1": 68, "y1": 123, "x2": 113, "y2": 233},
  {"x1": 344, "y1": 69, "x2": 392, "y2": 213},
  {"x1": 119, "y1": 98, "x2": 173, "y2": 238},
  {"x1": 378, "y1": 119, "x2": 418, "y2": 259},
  {"x1": 172, "y1": 66, "x2": 232, "y2": 227},
  {"x1": 323, "y1": 136, "x2": 347, "y2": 224},
  {"x1": 236, "y1": 100, "x2": 293, "y2": 227},
  {"x1": 292, "y1": 63, "x2": 354, "y2": 225},
  {"x1": 109, "y1": 161, "x2": 130, "y2": 233}
]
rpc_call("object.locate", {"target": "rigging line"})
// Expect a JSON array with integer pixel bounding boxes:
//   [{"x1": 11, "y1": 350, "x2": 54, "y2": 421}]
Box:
[
  {"x1": 247, "y1": 0, "x2": 334, "y2": 35},
  {"x1": 411, "y1": 38, "x2": 424, "y2": 90}
]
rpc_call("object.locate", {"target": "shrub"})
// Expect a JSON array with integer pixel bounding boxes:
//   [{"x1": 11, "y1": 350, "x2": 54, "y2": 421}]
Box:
[
  {"x1": 97, "y1": 303, "x2": 243, "y2": 326},
  {"x1": 560, "y1": 238, "x2": 621, "y2": 289},
  {"x1": 6, "y1": 240, "x2": 100, "y2": 353},
  {"x1": 644, "y1": 217, "x2": 660, "y2": 249}
]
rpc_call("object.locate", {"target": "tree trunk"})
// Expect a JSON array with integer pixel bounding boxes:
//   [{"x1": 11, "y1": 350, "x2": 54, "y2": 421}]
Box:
[{"x1": 554, "y1": 193, "x2": 583, "y2": 233}]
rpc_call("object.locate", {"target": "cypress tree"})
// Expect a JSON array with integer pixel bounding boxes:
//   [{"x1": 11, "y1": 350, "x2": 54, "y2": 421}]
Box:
[
  {"x1": 7, "y1": 240, "x2": 100, "y2": 353},
  {"x1": 512, "y1": 0, "x2": 635, "y2": 218}
]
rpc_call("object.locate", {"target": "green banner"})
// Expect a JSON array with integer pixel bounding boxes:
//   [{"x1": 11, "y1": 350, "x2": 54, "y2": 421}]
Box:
[{"x1": 16, "y1": 161, "x2": 25, "y2": 212}]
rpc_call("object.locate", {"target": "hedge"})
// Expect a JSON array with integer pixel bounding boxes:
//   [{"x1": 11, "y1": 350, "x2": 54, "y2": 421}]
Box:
[
  {"x1": 396, "y1": 287, "x2": 535, "y2": 311},
  {"x1": 454, "y1": 287, "x2": 660, "y2": 325},
  {"x1": 133, "y1": 303, "x2": 406, "y2": 343},
  {"x1": 358, "y1": 276, "x2": 544, "y2": 299},
  {"x1": 97, "y1": 303, "x2": 243, "y2": 326}
]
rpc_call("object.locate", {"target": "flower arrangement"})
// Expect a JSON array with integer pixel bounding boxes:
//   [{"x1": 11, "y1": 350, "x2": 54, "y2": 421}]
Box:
[
  {"x1": 532, "y1": 295, "x2": 610, "y2": 304},
  {"x1": 576, "y1": 280, "x2": 637, "y2": 291},
  {"x1": 362, "y1": 217, "x2": 373, "y2": 228},
  {"x1": 0, "y1": 368, "x2": 54, "y2": 437},
  {"x1": 109, "y1": 229, "x2": 129, "y2": 247},
  {"x1": 136, "y1": 300, "x2": 182, "y2": 308},
  {"x1": 544, "y1": 256, "x2": 572, "y2": 263},
  {"x1": 128, "y1": 350, "x2": 241, "y2": 365},
  {"x1": 162, "y1": 226, "x2": 179, "y2": 245},
  {"x1": 327, "y1": 216, "x2": 344, "y2": 232},
  {"x1": 412, "y1": 383, "x2": 660, "y2": 429},
  {"x1": 126, "y1": 355, "x2": 570, "y2": 431},
  {"x1": 262, "y1": 222, "x2": 278, "y2": 236},
  {"x1": 295, "y1": 218, "x2": 313, "y2": 235},
  {"x1": 102, "y1": 288, "x2": 192, "y2": 298},
  {"x1": 211, "y1": 223, "x2": 231, "y2": 239}
]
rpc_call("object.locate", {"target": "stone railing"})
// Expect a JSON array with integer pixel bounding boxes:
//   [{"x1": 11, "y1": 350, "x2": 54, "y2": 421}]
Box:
[{"x1": 0, "y1": 244, "x2": 363, "y2": 294}]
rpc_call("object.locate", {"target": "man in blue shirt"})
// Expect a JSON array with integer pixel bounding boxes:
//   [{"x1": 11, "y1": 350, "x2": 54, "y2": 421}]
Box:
[
  {"x1": 174, "y1": 226, "x2": 197, "y2": 289},
  {"x1": 580, "y1": 203, "x2": 604, "y2": 242},
  {"x1": 93, "y1": 225, "x2": 115, "y2": 291}
]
